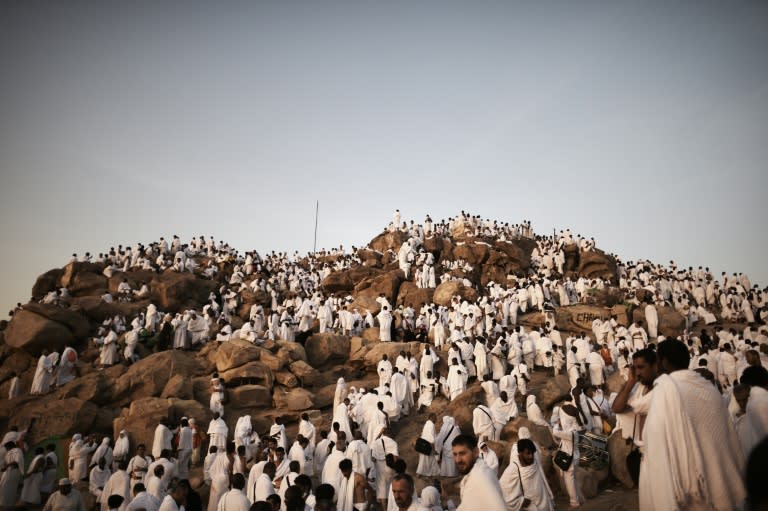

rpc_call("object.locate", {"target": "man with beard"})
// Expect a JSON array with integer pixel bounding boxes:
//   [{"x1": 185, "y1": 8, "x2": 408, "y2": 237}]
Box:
[{"x1": 450, "y1": 434, "x2": 505, "y2": 510}]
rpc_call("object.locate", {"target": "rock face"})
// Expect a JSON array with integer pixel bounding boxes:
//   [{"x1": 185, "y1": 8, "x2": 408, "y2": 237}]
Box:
[
  {"x1": 112, "y1": 351, "x2": 206, "y2": 406},
  {"x1": 150, "y1": 271, "x2": 217, "y2": 313},
  {"x1": 576, "y1": 250, "x2": 618, "y2": 283},
  {"x1": 273, "y1": 387, "x2": 315, "y2": 411},
  {"x1": 632, "y1": 306, "x2": 686, "y2": 337},
  {"x1": 608, "y1": 429, "x2": 635, "y2": 488},
  {"x1": 112, "y1": 397, "x2": 211, "y2": 452},
  {"x1": 432, "y1": 281, "x2": 478, "y2": 307},
  {"x1": 3, "y1": 397, "x2": 112, "y2": 445},
  {"x1": 305, "y1": 334, "x2": 351, "y2": 369},
  {"x1": 3, "y1": 303, "x2": 90, "y2": 354}
]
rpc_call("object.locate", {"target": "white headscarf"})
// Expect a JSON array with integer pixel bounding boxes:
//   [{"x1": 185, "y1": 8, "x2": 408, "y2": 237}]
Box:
[
  {"x1": 420, "y1": 486, "x2": 443, "y2": 511},
  {"x1": 113, "y1": 430, "x2": 130, "y2": 460},
  {"x1": 526, "y1": 395, "x2": 548, "y2": 426}
]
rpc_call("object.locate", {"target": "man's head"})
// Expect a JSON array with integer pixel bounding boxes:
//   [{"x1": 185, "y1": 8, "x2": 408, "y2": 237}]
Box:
[
  {"x1": 391, "y1": 473, "x2": 415, "y2": 510},
  {"x1": 517, "y1": 439, "x2": 536, "y2": 467},
  {"x1": 339, "y1": 458, "x2": 352, "y2": 479},
  {"x1": 657, "y1": 339, "x2": 690, "y2": 374},
  {"x1": 168, "y1": 479, "x2": 189, "y2": 505},
  {"x1": 231, "y1": 473, "x2": 245, "y2": 491},
  {"x1": 59, "y1": 478, "x2": 72, "y2": 495},
  {"x1": 733, "y1": 384, "x2": 750, "y2": 413},
  {"x1": 263, "y1": 461, "x2": 276, "y2": 479},
  {"x1": 451, "y1": 434, "x2": 479, "y2": 475}
]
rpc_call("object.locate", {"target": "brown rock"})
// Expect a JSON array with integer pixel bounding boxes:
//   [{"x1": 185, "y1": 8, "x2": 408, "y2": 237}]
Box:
[
  {"x1": 452, "y1": 243, "x2": 490, "y2": 266},
  {"x1": 0, "y1": 350, "x2": 35, "y2": 385},
  {"x1": 555, "y1": 305, "x2": 614, "y2": 335},
  {"x1": 275, "y1": 341, "x2": 307, "y2": 363},
  {"x1": 608, "y1": 430, "x2": 635, "y2": 488},
  {"x1": 31, "y1": 269, "x2": 64, "y2": 301},
  {"x1": 54, "y1": 366, "x2": 124, "y2": 406},
  {"x1": 161, "y1": 374, "x2": 194, "y2": 400},
  {"x1": 112, "y1": 351, "x2": 205, "y2": 405},
  {"x1": 149, "y1": 271, "x2": 217, "y2": 313},
  {"x1": 59, "y1": 261, "x2": 105, "y2": 288},
  {"x1": 69, "y1": 272, "x2": 107, "y2": 296},
  {"x1": 228, "y1": 385, "x2": 271, "y2": 408},
  {"x1": 209, "y1": 339, "x2": 262, "y2": 373},
  {"x1": 369, "y1": 231, "x2": 409, "y2": 254},
  {"x1": 112, "y1": 397, "x2": 210, "y2": 453},
  {"x1": 352, "y1": 271, "x2": 403, "y2": 313},
  {"x1": 538, "y1": 374, "x2": 572, "y2": 409},
  {"x1": 218, "y1": 360, "x2": 274, "y2": 389},
  {"x1": 9, "y1": 397, "x2": 102, "y2": 445},
  {"x1": 396, "y1": 282, "x2": 434, "y2": 311},
  {"x1": 273, "y1": 387, "x2": 315, "y2": 411},
  {"x1": 289, "y1": 360, "x2": 320, "y2": 386},
  {"x1": 632, "y1": 306, "x2": 686, "y2": 338},
  {"x1": 321, "y1": 272, "x2": 355, "y2": 294},
  {"x1": 577, "y1": 250, "x2": 618, "y2": 284},
  {"x1": 275, "y1": 371, "x2": 299, "y2": 388},
  {"x1": 440, "y1": 385, "x2": 485, "y2": 433},
  {"x1": 259, "y1": 349, "x2": 286, "y2": 372},
  {"x1": 305, "y1": 334, "x2": 350, "y2": 368},
  {"x1": 433, "y1": 281, "x2": 478, "y2": 307},
  {"x1": 361, "y1": 341, "x2": 422, "y2": 370},
  {"x1": 3, "y1": 304, "x2": 90, "y2": 355}
]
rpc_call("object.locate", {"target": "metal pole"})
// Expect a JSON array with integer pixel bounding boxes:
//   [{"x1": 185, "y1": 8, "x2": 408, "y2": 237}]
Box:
[{"x1": 313, "y1": 200, "x2": 319, "y2": 253}]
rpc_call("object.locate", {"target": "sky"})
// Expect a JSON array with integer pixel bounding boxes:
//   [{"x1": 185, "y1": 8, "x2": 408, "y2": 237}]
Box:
[{"x1": 1, "y1": 0, "x2": 767, "y2": 315}]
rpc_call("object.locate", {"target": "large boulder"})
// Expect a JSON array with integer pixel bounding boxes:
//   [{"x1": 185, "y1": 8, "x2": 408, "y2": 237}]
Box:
[
  {"x1": 112, "y1": 351, "x2": 205, "y2": 405},
  {"x1": 608, "y1": 430, "x2": 635, "y2": 488},
  {"x1": 538, "y1": 374, "x2": 572, "y2": 409},
  {"x1": 4, "y1": 397, "x2": 108, "y2": 445},
  {"x1": 576, "y1": 250, "x2": 618, "y2": 284},
  {"x1": 273, "y1": 387, "x2": 315, "y2": 411},
  {"x1": 321, "y1": 271, "x2": 355, "y2": 294},
  {"x1": 439, "y1": 385, "x2": 485, "y2": 433},
  {"x1": 369, "y1": 231, "x2": 409, "y2": 254},
  {"x1": 112, "y1": 397, "x2": 210, "y2": 452},
  {"x1": 70, "y1": 296, "x2": 149, "y2": 323},
  {"x1": 31, "y1": 269, "x2": 64, "y2": 301},
  {"x1": 395, "y1": 282, "x2": 434, "y2": 311},
  {"x1": 289, "y1": 360, "x2": 320, "y2": 387},
  {"x1": 161, "y1": 374, "x2": 194, "y2": 400},
  {"x1": 218, "y1": 361, "x2": 274, "y2": 389},
  {"x1": 59, "y1": 262, "x2": 105, "y2": 288},
  {"x1": 3, "y1": 303, "x2": 91, "y2": 355},
  {"x1": 452, "y1": 242, "x2": 490, "y2": 267},
  {"x1": 70, "y1": 272, "x2": 108, "y2": 296},
  {"x1": 632, "y1": 306, "x2": 686, "y2": 338},
  {"x1": 150, "y1": 271, "x2": 217, "y2": 313},
  {"x1": 351, "y1": 271, "x2": 403, "y2": 314},
  {"x1": 209, "y1": 339, "x2": 262, "y2": 373},
  {"x1": 54, "y1": 365, "x2": 125, "y2": 406},
  {"x1": 555, "y1": 305, "x2": 614, "y2": 335},
  {"x1": 432, "y1": 281, "x2": 478, "y2": 307},
  {"x1": 228, "y1": 385, "x2": 271, "y2": 409},
  {"x1": 361, "y1": 342, "x2": 423, "y2": 370},
  {"x1": 305, "y1": 334, "x2": 350, "y2": 369}
]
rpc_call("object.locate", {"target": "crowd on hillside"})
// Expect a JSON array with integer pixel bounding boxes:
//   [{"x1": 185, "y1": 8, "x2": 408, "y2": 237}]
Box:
[{"x1": 3, "y1": 211, "x2": 768, "y2": 510}]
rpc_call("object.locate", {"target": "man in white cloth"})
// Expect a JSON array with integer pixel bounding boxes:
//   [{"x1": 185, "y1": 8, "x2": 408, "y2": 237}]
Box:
[
  {"x1": 472, "y1": 403, "x2": 497, "y2": 442},
  {"x1": 158, "y1": 480, "x2": 188, "y2": 511},
  {"x1": 378, "y1": 355, "x2": 393, "y2": 388},
  {"x1": 500, "y1": 438, "x2": 554, "y2": 511},
  {"x1": 370, "y1": 426, "x2": 398, "y2": 510},
  {"x1": 152, "y1": 421, "x2": 173, "y2": 459},
  {"x1": 20, "y1": 446, "x2": 46, "y2": 506},
  {"x1": 391, "y1": 473, "x2": 429, "y2": 511},
  {"x1": 447, "y1": 358, "x2": 467, "y2": 401},
  {"x1": 89, "y1": 458, "x2": 111, "y2": 505},
  {"x1": 345, "y1": 431, "x2": 372, "y2": 479},
  {"x1": 451, "y1": 434, "x2": 506, "y2": 510},
  {"x1": 100, "y1": 460, "x2": 130, "y2": 511},
  {"x1": 416, "y1": 414, "x2": 439, "y2": 477},
  {"x1": 378, "y1": 307, "x2": 393, "y2": 342},
  {"x1": 640, "y1": 339, "x2": 746, "y2": 511},
  {"x1": 31, "y1": 350, "x2": 54, "y2": 395},
  {"x1": 435, "y1": 417, "x2": 460, "y2": 477},
  {"x1": 127, "y1": 444, "x2": 150, "y2": 489},
  {"x1": 320, "y1": 435, "x2": 347, "y2": 492},
  {"x1": 216, "y1": 473, "x2": 250, "y2": 511},
  {"x1": 42, "y1": 479, "x2": 86, "y2": 511},
  {"x1": 207, "y1": 413, "x2": 229, "y2": 450}
]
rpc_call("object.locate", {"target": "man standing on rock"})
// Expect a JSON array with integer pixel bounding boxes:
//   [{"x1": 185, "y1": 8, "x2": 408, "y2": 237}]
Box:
[
  {"x1": 377, "y1": 355, "x2": 393, "y2": 387},
  {"x1": 377, "y1": 307, "x2": 393, "y2": 342}
]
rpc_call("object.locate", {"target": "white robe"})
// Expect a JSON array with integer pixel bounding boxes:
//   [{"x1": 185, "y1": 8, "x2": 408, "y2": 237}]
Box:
[
  {"x1": 416, "y1": 420, "x2": 439, "y2": 477},
  {"x1": 640, "y1": 370, "x2": 746, "y2": 511},
  {"x1": 456, "y1": 458, "x2": 506, "y2": 510}
]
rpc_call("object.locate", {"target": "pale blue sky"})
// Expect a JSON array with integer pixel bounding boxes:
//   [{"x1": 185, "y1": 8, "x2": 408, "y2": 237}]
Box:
[{"x1": 1, "y1": 1, "x2": 767, "y2": 315}]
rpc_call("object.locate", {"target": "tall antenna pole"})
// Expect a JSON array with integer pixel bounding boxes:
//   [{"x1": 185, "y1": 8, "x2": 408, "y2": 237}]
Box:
[{"x1": 313, "y1": 200, "x2": 319, "y2": 254}]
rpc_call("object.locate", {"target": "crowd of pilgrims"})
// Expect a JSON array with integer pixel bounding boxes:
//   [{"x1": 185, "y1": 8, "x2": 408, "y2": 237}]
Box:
[{"x1": 3, "y1": 210, "x2": 768, "y2": 510}]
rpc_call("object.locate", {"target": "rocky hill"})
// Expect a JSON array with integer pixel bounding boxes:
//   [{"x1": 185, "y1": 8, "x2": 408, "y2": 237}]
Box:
[{"x1": 0, "y1": 216, "x2": 751, "y2": 504}]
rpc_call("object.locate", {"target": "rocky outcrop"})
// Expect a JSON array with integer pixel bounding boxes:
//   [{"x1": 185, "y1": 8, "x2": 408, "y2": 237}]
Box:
[
  {"x1": 150, "y1": 271, "x2": 217, "y2": 313},
  {"x1": 395, "y1": 282, "x2": 434, "y2": 311},
  {"x1": 3, "y1": 303, "x2": 90, "y2": 355},
  {"x1": 305, "y1": 334, "x2": 351, "y2": 369},
  {"x1": 576, "y1": 250, "x2": 618, "y2": 283},
  {"x1": 112, "y1": 351, "x2": 206, "y2": 406},
  {"x1": 112, "y1": 397, "x2": 210, "y2": 452},
  {"x1": 432, "y1": 281, "x2": 478, "y2": 307},
  {"x1": 632, "y1": 305, "x2": 686, "y2": 338}
]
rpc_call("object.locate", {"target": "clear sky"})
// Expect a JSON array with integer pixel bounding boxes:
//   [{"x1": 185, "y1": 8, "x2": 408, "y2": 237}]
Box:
[{"x1": 1, "y1": 1, "x2": 767, "y2": 316}]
